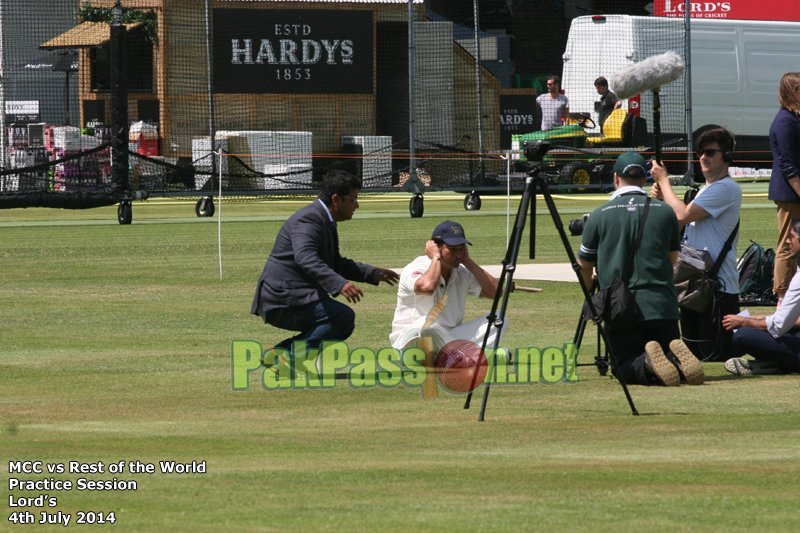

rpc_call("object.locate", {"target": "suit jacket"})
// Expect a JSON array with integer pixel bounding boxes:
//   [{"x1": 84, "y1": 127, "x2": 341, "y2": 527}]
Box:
[
  {"x1": 251, "y1": 199, "x2": 378, "y2": 315},
  {"x1": 768, "y1": 108, "x2": 800, "y2": 203}
]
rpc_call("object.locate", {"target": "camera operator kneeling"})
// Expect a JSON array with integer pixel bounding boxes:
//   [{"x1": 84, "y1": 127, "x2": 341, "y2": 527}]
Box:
[{"x1": 578, "y1": 152, "x2": 704, "y2": 386}]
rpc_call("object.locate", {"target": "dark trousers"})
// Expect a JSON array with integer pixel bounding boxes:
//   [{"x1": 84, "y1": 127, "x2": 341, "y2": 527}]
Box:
[
  {"x1": 607, "y1": 320, "x2": 681, "y2": 386},
  {"x1": 680, "y1": 292, "x2": 743, "y2": 362},
  {"x1": 732, "y1": 327, "x2": 800, "y2": 373},
  {"x1": 260, "y1": 297, "x2": 355, "y2": 354}
]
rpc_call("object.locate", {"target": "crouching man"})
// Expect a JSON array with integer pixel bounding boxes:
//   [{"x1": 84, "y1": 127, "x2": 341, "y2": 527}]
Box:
[{"x1": 390, "y1": 221, "x2": 507, "y2": 353}]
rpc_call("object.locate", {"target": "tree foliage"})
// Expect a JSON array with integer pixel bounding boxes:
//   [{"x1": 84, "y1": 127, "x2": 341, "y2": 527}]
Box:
[{"x1": 78, "y1": 1, "x2": 158, "y2": 43}]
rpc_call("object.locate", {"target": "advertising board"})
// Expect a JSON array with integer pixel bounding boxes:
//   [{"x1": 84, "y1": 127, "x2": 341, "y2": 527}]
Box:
[{"x1": 213, "y1": 9, "x2": 374, "y2": 95}]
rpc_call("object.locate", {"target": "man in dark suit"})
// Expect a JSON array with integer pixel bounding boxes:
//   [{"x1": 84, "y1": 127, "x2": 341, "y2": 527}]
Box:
[{"x1": 251, "y1": 170, "x2": 399, "y2": 368}]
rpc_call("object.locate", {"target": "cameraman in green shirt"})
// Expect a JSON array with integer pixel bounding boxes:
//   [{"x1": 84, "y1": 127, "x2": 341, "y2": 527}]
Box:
[{"x1": 578, "y1": 152, "x2": 704, "y2": 386}]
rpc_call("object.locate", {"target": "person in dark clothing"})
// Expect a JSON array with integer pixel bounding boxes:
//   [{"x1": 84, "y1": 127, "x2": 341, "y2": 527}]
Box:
[
  {"x1": 594, "y1": 76, "x2": 621, "y2": 129},
  {"x1": 768, "y1": 72, "x2": 800, "y2": 306},
  {"x1": 251, "y1": 170, "x2": 399, "y2": 371}
]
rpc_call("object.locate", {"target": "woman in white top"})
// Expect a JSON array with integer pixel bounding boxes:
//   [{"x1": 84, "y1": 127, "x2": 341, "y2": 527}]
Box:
[{"x1": 722, "y1": 217, "x2": 800, "y2": 375}]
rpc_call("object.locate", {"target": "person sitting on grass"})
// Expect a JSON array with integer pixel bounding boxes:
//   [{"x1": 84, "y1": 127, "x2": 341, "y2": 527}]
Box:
[{"x1": 722, "y1": 217, "x2": 800, "y2": 375}]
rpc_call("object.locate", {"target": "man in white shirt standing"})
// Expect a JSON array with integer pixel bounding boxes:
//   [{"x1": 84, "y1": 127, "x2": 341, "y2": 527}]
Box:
[
  {"x1": 390, "y1": 221, "x2": 506, "y2": 353},
  {"x1": 536, "y1": 76, "x2": 569, "y2": 130}
]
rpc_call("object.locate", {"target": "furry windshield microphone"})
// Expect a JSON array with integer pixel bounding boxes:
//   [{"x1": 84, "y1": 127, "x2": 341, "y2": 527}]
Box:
[
  {"x1": 610, "y1": 51, "x2": 685, "y2": 100},
  {"x1": 610, "y1": 51, "x2": 684, "y2": 164}
]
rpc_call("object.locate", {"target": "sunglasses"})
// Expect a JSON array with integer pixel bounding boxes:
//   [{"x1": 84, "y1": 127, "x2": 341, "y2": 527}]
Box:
[
  {"x1": 697, "y1": 148, "x2": 724, "y2": 158},
  {"x1": 341, "y1": 195, "x2": 359, "y2": 203}
]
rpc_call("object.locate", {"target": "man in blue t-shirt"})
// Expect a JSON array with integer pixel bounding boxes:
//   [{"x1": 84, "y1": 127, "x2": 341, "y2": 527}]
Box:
[
  {"x1": 579, "y1": 152, "x2": 704, "y2": 386},
  {"x1": 651, "y1": 128, "x2": 743, "y2": 362}
]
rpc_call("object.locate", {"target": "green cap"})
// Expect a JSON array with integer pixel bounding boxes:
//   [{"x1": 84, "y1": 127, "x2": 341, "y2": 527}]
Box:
[{"x1": 613, "y1": 152, "x2": 647, "y2": 178}]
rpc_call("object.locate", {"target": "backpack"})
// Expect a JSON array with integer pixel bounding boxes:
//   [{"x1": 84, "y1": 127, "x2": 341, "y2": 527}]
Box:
[{"x1": 737, "y1": 241, "x2": 778, "y2": 306}]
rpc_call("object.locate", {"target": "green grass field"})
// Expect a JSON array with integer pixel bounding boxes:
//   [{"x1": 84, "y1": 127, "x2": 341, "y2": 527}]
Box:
[{"x1": 2, "y1": 188, "x2": 799, "y2": 532}]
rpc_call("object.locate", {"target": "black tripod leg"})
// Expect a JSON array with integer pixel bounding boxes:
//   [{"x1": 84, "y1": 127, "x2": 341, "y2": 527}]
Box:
[
  {"x1": 463, "y1": 176, "x2": 535, "y2": 418},
  {"x1": 574, "y1": 285, "x2": 609, "y2": 376},
  {"x1": 463, "y1": 264, "x2": 514, "y2": 411},
  {"x1": 573, "y1": 308, "x2": 588, "y2": 348},
  {"x1": 596, "y1": 323, "x2": 609, "y2": 376},
  {"x1": 536, "y1": 176, "x2": 639, "y2": 416}
]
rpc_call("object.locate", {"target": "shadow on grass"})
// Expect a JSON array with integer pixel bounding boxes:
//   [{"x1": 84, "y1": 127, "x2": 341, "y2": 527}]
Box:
[
  {"x1": 637, "y1": 412, "x2": 692, "y2": 416},
  {"x1": 703, "y1": 374, "x2": 756, "y2": 382}
]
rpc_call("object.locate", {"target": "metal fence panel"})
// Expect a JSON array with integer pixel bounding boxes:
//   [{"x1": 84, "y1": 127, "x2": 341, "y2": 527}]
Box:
[{"x1": 1, "y1": 0, "x2": 689, "y2": 207}]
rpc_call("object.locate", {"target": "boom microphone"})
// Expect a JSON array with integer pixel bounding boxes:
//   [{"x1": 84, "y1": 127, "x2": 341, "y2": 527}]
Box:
[
  {"x1": 610, "y1": 51, "x2": 685, "y2": 100},
  {"x1": 610, "y1": 51, "x2": 684, "y2": 165}
]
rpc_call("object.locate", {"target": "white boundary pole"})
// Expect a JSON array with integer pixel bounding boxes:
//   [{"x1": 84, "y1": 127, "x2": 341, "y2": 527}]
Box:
[
  {"x1": 218, "y1": 151, "x2": 223, "y2": 281},
  {"x1": 0, "y1": 0, "x2": 5, "y2": 184},
  {"x1": 408, "y1": 0, "x2": 416, "y2": 182},
  {"x1": 506, "y1": 152, "x2": 511, "y2": 243},
  {"x1": 473, "y1": 0, "x2": 485, "y2": 180}
]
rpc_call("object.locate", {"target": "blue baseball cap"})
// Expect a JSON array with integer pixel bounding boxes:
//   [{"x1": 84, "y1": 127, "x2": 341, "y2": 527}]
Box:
[{"x1": 432, "y1": 221, "x2": 472, "y2": 246}]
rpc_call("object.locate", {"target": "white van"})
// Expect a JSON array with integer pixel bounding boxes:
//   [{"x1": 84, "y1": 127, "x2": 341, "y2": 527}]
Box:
[
  {"x1": 562, "y1": 15, "x2": 800, "y2": 161},
  {"x1": 562, "y1": 15, "x2": 686, "y2": 137}
]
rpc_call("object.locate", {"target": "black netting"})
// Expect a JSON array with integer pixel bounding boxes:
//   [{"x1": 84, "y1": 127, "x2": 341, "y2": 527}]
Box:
[{"x1": 1, "y1": 0, "x2": 689, "y2": 208}]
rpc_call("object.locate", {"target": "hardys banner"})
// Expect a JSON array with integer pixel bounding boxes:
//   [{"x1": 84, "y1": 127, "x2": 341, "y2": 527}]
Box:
[{"x1": 213, "y1": 9, "x2": 374, "y2": 94}]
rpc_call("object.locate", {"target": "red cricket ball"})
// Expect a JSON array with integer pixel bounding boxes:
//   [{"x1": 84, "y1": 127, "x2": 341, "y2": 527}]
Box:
[{"x1": 434, "y1": 340, "x2": 488, "y2": 394}]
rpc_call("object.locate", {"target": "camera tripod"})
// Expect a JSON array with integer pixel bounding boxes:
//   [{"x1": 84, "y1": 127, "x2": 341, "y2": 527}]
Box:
[
  {"x1": 463, "y1": 141, "x2": 639, "y2": 420},
  {"x1": 572, "y1": 282, "x2": 610, "y2": 377}
]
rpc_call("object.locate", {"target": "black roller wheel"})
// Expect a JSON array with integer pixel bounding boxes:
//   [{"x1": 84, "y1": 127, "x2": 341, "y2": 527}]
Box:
[
  {"x1": 117, "y1": 201, "x2": 132, "y2": 225},
  {"x1": 560, "y1": 162, "x2": 593, "y2": 192},
  {"x1": 464, "y1": 193, "x2": 482, "y2": 211},
  {"x1": 409, "y1": 195, "x2": 424, "y2": 218},
  {"x1": 196, "y1": 196, "x2": 215, "y2": 217}
]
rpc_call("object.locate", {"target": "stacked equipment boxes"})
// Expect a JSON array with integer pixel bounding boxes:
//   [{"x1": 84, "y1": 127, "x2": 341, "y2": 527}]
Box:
[
  {"x1": 27, "y1": 123, "x2": 47, "y2": 148},
  {"x1": 5, "y1": 147, "x2": 49, "y2": 191},
  {"x1": 2, "y1": 123, "x2": 112, "y2": 193},
  {"x1": 191, "y1": 136, "x2": 229, "y2": 189},
  {"x1": 222, "y1": 135, "x2": 257, "y2": 190},
  {"x1": 54, "y1": 149, "x2": 101, "y2": 192},
  {"x1": 215, "y1": 130, "x2": 313, "y2": 190},
  {"x1": 341, "y1": 136, "x2": 393, "y2": 188},
  {"x1": 53, "y1": 126, "x2": 100, "y2": 152},
  {"x1": 259, "y1": 164, "x2": 313, "y2": 190}
]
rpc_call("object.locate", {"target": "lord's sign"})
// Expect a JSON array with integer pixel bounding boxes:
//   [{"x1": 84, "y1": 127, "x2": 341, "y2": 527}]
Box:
[
  {"x1": 654, "y1": 0, "x2": 800, "y2": 20},
  {"x1": 213, "y1": 9, "x2": 373, "y2": 94}
]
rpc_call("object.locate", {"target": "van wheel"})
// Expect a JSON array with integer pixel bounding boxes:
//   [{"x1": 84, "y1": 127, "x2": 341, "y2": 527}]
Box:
[{"x1": 560, "y1": 162, "x2": 593, "y2": 192}]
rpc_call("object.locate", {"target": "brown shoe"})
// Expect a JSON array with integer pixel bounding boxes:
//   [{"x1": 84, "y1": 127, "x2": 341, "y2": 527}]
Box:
[
  {"x1": 670, "y1": 339, "x2": 704, "y2": 385},
  {"x1": 644, "y1": 341, "x2": 680, "y2": 387}
]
